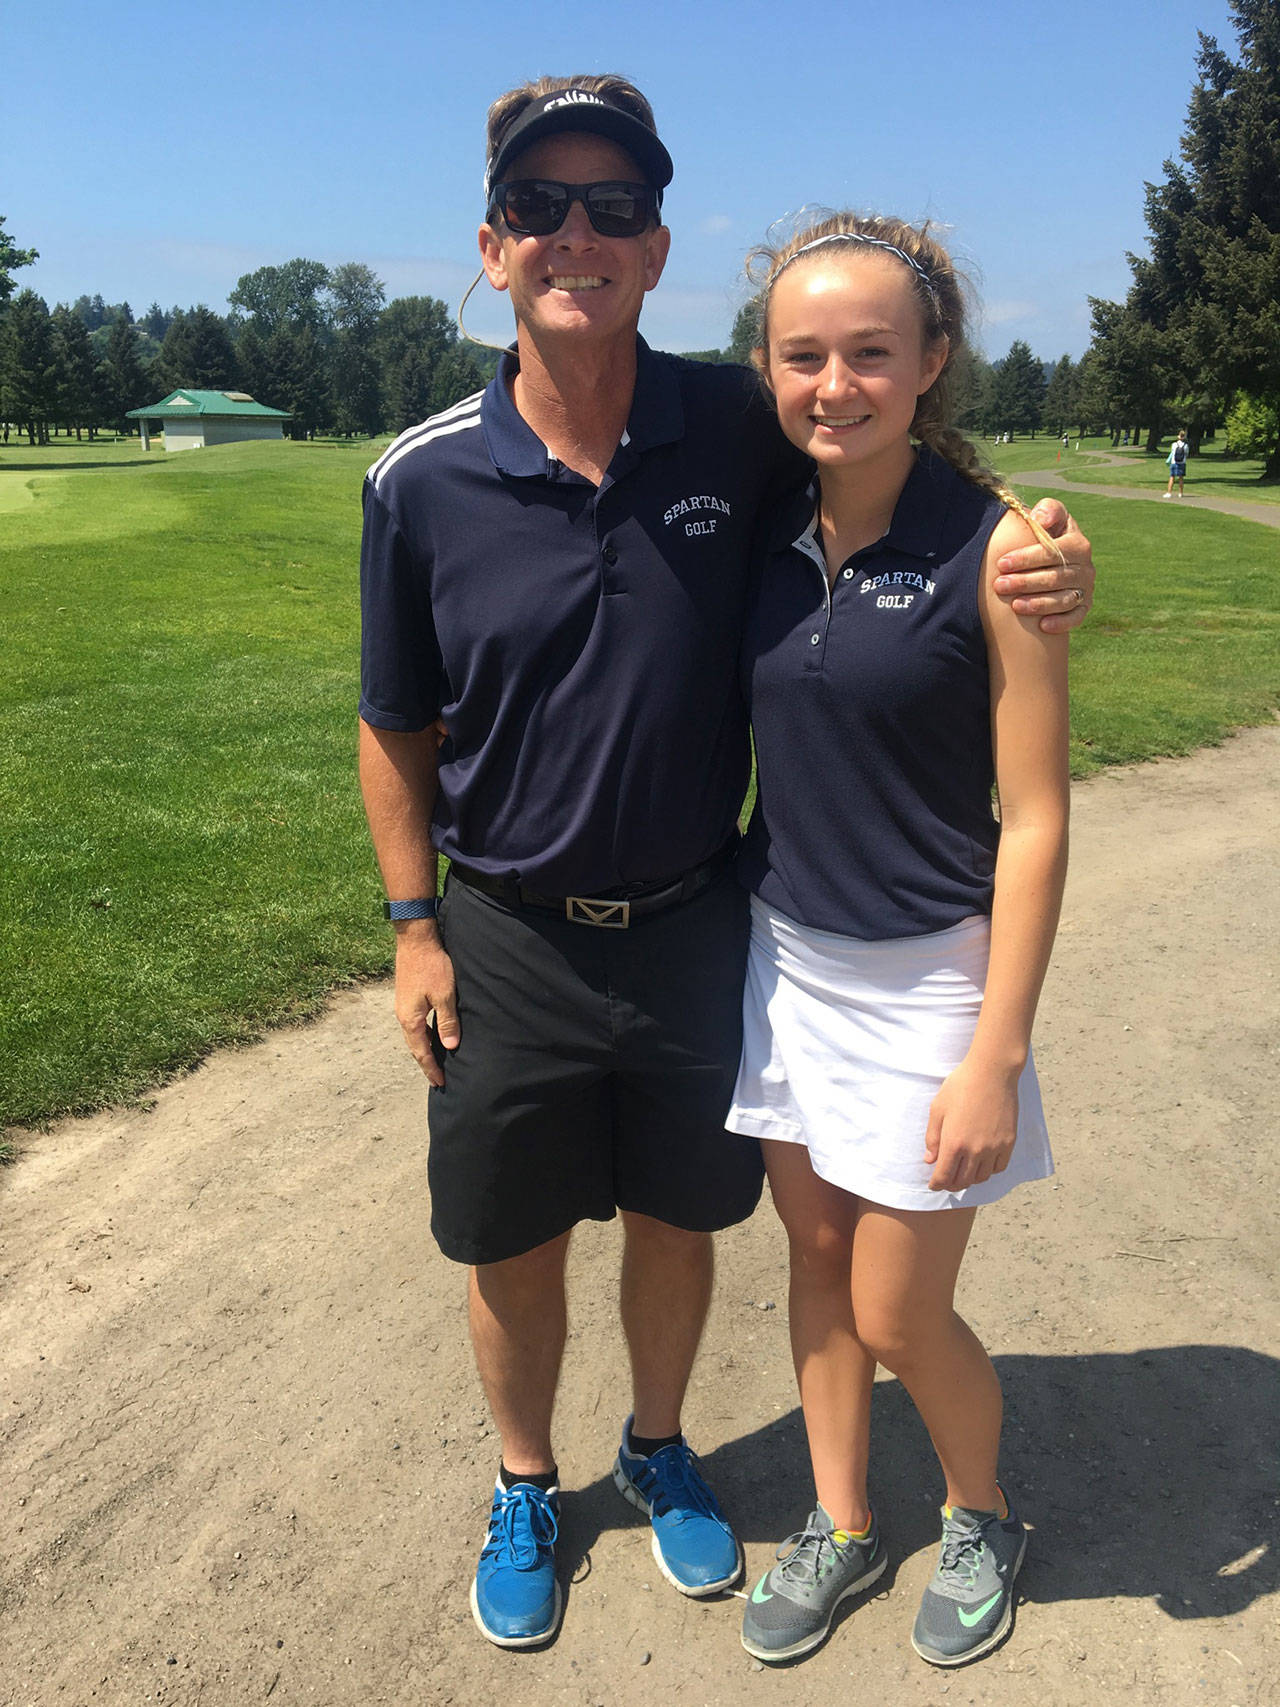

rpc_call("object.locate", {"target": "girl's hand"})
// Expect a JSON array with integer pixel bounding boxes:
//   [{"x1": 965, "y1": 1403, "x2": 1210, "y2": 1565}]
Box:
[{"x1": 924, "y1": 1059, "x2": 1021, "y2": 1193}]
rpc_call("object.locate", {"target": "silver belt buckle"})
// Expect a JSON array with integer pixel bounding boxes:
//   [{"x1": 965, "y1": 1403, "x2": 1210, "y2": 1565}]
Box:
[{"x1": 565, "y1": 896, "x2": 631, "y2": 928}]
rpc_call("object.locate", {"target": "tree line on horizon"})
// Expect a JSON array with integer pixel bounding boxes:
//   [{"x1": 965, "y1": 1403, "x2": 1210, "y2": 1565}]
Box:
[
  {"x1": 1, "y1": 3, "x2": 1275, "y2": 467},
  {"x1": 0, "y1": 245, "x2": 494, "y2": 446}
]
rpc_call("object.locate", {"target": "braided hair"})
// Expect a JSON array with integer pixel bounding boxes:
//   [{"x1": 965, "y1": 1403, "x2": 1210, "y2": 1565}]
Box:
[{"x1": 747, "y1": 213, "x2": 1062, "y2": 559}]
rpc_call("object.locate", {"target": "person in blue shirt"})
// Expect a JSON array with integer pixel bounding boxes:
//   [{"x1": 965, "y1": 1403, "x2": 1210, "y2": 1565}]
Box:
[
  {"x1": 730, "y1": 213, "x2": 1070, "y2": 1670},
  {"x1": 359, "y1": 80, "x2": 1094, "y2": 1652}
]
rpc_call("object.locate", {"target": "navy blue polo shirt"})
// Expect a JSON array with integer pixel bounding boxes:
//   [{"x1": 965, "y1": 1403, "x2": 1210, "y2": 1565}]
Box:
[
  {"x1": 738, "y1": 448, "x2": 1007, "y2": 939},
  {"x1": 359, "y1": 338, "x2": 803, "y2": 894}
]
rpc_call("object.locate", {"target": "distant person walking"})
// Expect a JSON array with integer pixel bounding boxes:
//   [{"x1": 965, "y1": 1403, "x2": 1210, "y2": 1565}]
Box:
[{"x1": 1164, "y1": 429, "x2": 1189, "y2": 497}]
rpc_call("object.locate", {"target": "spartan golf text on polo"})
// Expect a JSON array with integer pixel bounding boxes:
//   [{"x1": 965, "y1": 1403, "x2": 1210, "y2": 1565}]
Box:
[{"x1": 359, "y1": 339, "x2": 803, "y2": 897}]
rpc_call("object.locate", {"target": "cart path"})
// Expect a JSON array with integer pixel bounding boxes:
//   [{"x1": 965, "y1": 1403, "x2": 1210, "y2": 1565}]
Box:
[
  {"x1": 2, "y1": 726, "x2": 1278, "y2": 1707},
  {"x1": 1017, "y1": 458, "x2": 1280, "y2": 527}
]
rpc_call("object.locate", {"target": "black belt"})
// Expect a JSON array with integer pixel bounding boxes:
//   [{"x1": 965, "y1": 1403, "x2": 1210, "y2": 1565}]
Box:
[{"x1": 448, "y1": 838, "x2": 738, "y2": 928}]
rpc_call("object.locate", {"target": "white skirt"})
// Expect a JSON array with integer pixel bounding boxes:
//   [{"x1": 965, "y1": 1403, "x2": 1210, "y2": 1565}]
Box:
[{"x1": 727, "y1": 899, "x2": 1053, "y2": 1211}]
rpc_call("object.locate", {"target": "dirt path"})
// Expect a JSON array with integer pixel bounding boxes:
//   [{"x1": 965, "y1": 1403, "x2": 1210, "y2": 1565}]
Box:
[{"x1": 4, "y1": 728, "x2": 1278, "y2": 1707}]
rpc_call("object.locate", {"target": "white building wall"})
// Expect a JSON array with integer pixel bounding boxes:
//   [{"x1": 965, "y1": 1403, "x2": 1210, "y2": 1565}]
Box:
[
  {"x1": 201, "y1": 418, "x2": 285, "y2": 445},
  {"x1": 161, "y1": 422, "x2": 206, "y2": 453}
]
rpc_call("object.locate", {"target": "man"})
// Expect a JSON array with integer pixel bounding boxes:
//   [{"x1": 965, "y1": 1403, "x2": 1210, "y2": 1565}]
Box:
[{"x1": 358, "y1": 74, "x2": 1095, "y2": 1650}]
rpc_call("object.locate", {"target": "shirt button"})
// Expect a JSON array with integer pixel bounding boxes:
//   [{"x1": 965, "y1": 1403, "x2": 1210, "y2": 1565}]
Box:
[
  {"x1": 809, "y1": 633, "x2": 821, "y2": 646},
  {"x1": 602, "y1": 543, "x2": 618, "y2": 565},
  {"x1": 842, "y1": 567, "x2": 855, "y2": 579}
]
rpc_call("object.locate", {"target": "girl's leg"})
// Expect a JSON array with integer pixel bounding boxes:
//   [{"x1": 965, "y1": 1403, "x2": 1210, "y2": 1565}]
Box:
[
  {"x1": 850, "y1": 1203, "x2": 1002, "y2": 1512},
  {"x1": 762, "y1": 1140, "x2": 874, "y2": 1530}
]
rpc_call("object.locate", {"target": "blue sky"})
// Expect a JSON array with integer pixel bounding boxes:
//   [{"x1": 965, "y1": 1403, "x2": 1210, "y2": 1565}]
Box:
[{"x1": 4, "y1": 0, "x2": 1239, "y2": 361}]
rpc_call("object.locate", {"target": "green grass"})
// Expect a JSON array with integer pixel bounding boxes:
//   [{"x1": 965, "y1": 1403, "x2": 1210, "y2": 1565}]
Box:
[
  {"x1": 1, "y1": 437, "x2": 1277, "y2": 1129},
  {"x1": 2, "y1": 435, "x2": 391, "y2": 1130},
  {"x1": 980, "y1": 432, "x2": 1280, "y2": 504},
  {"x1": 1010, "y1": 483, "x2": 1280, "y2": 776},
  {"x1": 972, "y1": 434, "x2": 1118, "y2": 476}
]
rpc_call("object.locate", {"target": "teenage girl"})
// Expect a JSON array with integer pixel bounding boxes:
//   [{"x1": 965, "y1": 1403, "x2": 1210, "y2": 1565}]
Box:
[{"x1": 728, "y1": 213, "x2": 1070, "y2": 1668}]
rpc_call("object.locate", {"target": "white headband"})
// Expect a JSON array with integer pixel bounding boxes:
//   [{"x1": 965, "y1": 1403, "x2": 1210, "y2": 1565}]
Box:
[{"x1": 779, "y1": 232, "x2": 937, "y2": 295}]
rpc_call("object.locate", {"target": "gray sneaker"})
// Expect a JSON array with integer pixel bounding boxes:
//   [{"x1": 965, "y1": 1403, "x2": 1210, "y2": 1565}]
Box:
[
  {"x1": 741, "y1": 1504, "x2": 886, "y2": 1662},
  {"x1": 911, "y1": 1490, "x2": 1027, "y2": 1667}
]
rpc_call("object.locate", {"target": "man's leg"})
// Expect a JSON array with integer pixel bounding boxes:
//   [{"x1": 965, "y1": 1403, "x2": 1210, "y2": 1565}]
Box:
[
  {"x1": 606, "y1": 873, "x2": 758, "y2": 1595},
  {"x1": 470, "y1": 1230, "x2": 573, "y2": 1475},
  {"x1": 427, "y1": 882, "x2": 617, "y2": 1648},
  {"x1": 619, "y1": 1211, "x2": 713, "y2": 1438},
  {"x1": 612, "y1": 1213, "x2": 740, "y2": 1595}
]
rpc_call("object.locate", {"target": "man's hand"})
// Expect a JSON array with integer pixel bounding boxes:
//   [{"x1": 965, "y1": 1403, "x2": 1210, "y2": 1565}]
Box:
[
  {"x1": 993, "y1": 497, "x2": 1095, "y2": 633},
  {"x1": 393, "y1": 921, "x2": 459, "y2": 1088}
]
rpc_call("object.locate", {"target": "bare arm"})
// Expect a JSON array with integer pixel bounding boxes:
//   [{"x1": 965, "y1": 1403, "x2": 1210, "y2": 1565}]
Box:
[
  {"x1": 358, "y1": 719, "x2": 459, "y2": 1087},
  {"x1": 993, "y1": 497, "x2": 1095, "y2": 634},
  {"x1": 925, "y1": 509, "x2": 1071, "y2": 1191}
]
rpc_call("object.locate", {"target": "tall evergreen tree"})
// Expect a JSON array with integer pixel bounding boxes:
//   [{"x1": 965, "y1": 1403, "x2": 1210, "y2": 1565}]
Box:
[
  {"x1": 379, "y1": 295, "x2": 457, "y2": 431},
  {"x1": 429, "y1": 345, "x2": 487, "y2": 415},
  {"x1": 1086, "y1": 299, "x2": 1174, "y2": 447},
  {"x1": 1102, "y1": 1, "x2": 1280, "y2": 473},
  {"x1": 101, "y1": 316, "x2": 149, "y2": 432},
  {"x1": 1, "y1": 290, "x2": 57, "y2": 442},
  {"x1": 154, "y1": 305, "x2": 238, "y2": 391},
  {"x1": 49, "y1": 304, "x2": 100, "y2": 436},
  {"x1": 264, "y1": 322, "x2": 331, "y2": 437},
  {"x1": 1041, "y1": 356, "x2": 1078, "y2": 437},
  {"x1": 725, "y1": 299, "x2": 760, "y2": 365},
  {"x1": 989, "y1": 340, "x2": 1046, "y2": 437}
]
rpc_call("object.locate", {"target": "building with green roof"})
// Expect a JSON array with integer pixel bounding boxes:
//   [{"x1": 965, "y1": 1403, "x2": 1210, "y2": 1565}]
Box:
[{"x1": 126, "y1": 390, "x2": 292, "y2": 453}]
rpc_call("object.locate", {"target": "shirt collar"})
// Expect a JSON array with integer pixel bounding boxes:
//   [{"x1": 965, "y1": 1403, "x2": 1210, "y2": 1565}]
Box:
[
  {"x1": 878, "y1": 444, "x2": 953, "y2": 562},
  {"x1": 773, "y1": 443, "x2": 956, "y2": 564},
  {"x1": 481, "y1": 335, "x2": 684, "y2": 479}
]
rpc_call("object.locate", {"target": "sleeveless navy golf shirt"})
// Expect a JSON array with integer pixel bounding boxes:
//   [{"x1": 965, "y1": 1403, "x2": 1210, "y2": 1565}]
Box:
[{"x1": 739, "y1": 447, "x2": 1007, "y2": 939}]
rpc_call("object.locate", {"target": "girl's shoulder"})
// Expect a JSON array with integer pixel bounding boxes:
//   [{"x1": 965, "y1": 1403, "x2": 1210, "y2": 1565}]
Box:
[{"x1": 985, "y1": 505, "x2": 1038, "y2": 564}]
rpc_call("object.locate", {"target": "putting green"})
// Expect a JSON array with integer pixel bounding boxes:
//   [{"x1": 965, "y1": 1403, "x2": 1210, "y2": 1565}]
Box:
[{"x1": 0, "y1": 469, "x2": 36, "y2": 512}]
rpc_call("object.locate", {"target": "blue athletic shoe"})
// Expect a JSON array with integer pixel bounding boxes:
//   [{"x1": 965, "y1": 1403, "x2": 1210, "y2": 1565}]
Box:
[
  {"x1": 612, "y1": 1416, "x2": 742, "y2": 1595},
  {"x1": 469, "y1": 1477, "x2": 562, "y2": 1648}
]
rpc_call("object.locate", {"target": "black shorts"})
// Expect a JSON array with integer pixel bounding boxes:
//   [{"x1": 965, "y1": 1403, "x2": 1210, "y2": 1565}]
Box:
[{"x1": 426, "y1": 868, "x2": 764, "y2": 1265}]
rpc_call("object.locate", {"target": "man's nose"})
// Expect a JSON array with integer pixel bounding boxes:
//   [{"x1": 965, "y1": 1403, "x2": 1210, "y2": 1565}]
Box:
[{"x1": 555, "y1": 197, "x2": 598, "y2": 244}]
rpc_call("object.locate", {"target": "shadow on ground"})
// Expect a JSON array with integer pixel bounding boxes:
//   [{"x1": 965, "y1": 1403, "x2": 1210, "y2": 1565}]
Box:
[
  {"x1": 0, "y1": 457, "x2": 159, "y2": 472},
  {"x1": 556, "y1": 1345, "x2": 1278, "y2": 1621}
]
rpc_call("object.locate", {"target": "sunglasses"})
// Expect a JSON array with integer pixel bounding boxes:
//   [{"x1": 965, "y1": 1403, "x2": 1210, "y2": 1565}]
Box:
[{"x1": 489, "y1": 180, "x2": 658, "y2": 239}]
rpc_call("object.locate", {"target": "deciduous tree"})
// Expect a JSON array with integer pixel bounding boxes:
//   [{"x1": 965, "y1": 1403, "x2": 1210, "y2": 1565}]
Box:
[
  {"x1": 329, "y1": 262, "x2": 386, "y2": 435},
  {"x1": 0, "y1": 215, "x2": 38, "y2": 307}
]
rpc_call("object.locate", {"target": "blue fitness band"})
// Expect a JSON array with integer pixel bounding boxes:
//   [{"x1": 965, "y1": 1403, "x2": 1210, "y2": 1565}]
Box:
[{"x1": 382, "y1": 898, "x2": 440, "y2": 921}]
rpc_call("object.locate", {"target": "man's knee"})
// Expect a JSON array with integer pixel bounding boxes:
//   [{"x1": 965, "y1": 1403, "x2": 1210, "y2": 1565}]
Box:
[
  {"x1": 620, "y1": 1211, "x2": 714, "y2": 1270},
  {"x1": 472, "y1": 1229, "x2": 573, "y2": 1302}
]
